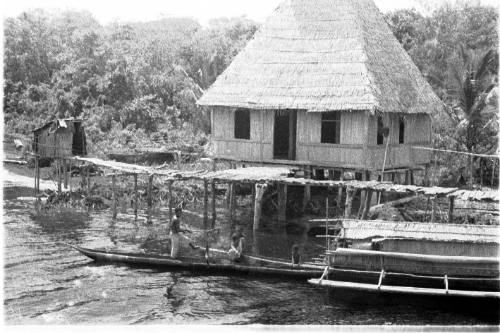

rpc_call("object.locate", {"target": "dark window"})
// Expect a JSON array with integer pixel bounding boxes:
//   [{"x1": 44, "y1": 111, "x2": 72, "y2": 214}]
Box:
[
  {"x1": 399, "y1": 119, "x2": 405, "y2": 143},
  {"x1": 399, "y1": 118, "x2": 405, "y2": 144},
  {"x1": 321, "y1": 113, "x2": 341, "y2": 144},
  {"x1": 234, "y1": 109, "x2": 250, "y2": 139},
  {"x1": 377, "y1": 116, "x2": 384, "y2": 145}
]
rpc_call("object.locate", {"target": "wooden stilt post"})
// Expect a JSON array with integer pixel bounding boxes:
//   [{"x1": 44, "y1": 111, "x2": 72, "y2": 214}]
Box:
[
  {"x1": 303, "y1": 185, "x2": 311, "y2": 213},
  {"x1": 34, "y1": 154, "x2": 40, "y2": 211},
  {"x1": 147, "y1": 174, "x2": 153, "y2": 224},
  {"x1": 86, "y1": 165, "x2": 91, "y2": 196},
  {"x1": 358, "y1": 171, "x2": 367, "y2": 218},
  {"x1": 212, "y1": 159, "x2": 217, "y2": 171},
  {"x1": 133, "y1": 173, "x2": 138, "y2": 219},
  {"x1": 63, "y1": 158, "x2": 68, "y2": 189},
  {"x1": 277, "y1": 183, "x2": 287, "y2": 223},
  {"x1": 344, "y1": 186, "x2": 354, "y2": 218},
  {"x1": 325, "y1": 197, "x2": 329, "y2": 251},
  {"x1": 253, "y1": 183, "x2": 267, "y2": 230},
  {"x1": 168, "y1": 180, "x2": 173, "y2": 223},
  {"x1": 68, "y1": 159, "x2": 72, "y2": 191},
  {"x1": 448, "y1": 196, "x2": 455, "y2": 224},
  {"x1": 410, "y1": 170, "x2": 414, "y2": 185},
  {"x1": 228, "y1": 182, "x2": 235, "y2": 229},
  {"x1": 492, "y1": 159, "x2": 496, "y2": 189},
  {"x1": 176, "y1": 151, "x2": 181, "y2": 169},
  {"x1": 338, "y1": 171, "x2": 344, "y2": 203},
  {"x1": 112, "y1": 174, "x2": 117, "y2": 219},
  {"x1": 424, "y1": 164, "x2": 430, "y2": 186},
  {"x1": 203, "y1": 179, "x2": 209, "y2": 230},
  {"x1": 211, "y1": 180, "x2": 217, "y2": 228},
  {"x1": 362, "y1": 189, "x2": 373, "y2": 220},
  {"x1": 469, "y1": 154, "x2": 474, "y2": 189},
  {"x1": 57, "y1": 158, "x2": 62, "y2": 194},
  {"x1": 431, "y1": 197, "x2": 436, "y2": 223}
]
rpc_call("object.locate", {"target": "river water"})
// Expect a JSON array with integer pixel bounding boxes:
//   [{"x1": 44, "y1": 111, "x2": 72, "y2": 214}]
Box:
[{"x1": 3, "y1": 185, "x2": 499, "y2": 325}]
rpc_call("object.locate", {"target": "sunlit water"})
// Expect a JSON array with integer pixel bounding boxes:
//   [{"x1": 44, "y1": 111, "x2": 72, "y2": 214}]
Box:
[{"x1": 3, "y1": 185, "x2": 499, "y2": 325}]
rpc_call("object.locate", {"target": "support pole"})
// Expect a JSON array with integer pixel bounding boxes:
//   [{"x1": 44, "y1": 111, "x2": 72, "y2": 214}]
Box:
[
  {"x1": 134, "y1": 173, "x2": 138, "y2": 219},
  {"x1": 431, "y1": 197, "x2": 436, "y2": 223},
  {"x1": 168, "y1": 180, "x2": 173, "y2": 223},
  {"x1": 277, "y1": 183, "x2": 287, "y2": 223},
  {"x1": 303, "y1": 185, "x2": 311, "y2": 213},
  {"x1": 344, "y1": 187, "x2": 354, "y2": 218},
  {"x1": 361, "y1": 189, "x2": 373, "y2": 220},
  {"x1": 211, "y1": 180, "x2": 217, "y2": 228},
  {"x1": 112, "y1": 174, "x2": 117, "y2": 219},
  {"x1": 338, "y1": 171, "x2": 344, "y2": 202},
  {"x1": 228, "y1": 182, "x2": 235, "y2": 229},
  {"x1": 63, "y1": 158, "x2": 68, "y2": 189},
  {"x1": 86, "y1": 165, "x2": 91, "y2": 196},
  {"x1": 176, "y1": 151, "x2": 181, "y2": 170},
  {"x1": 253, "y1": 183, "x2": 267, "y2": 230},
  {"x1": 448, "y1": 196, "x2": 455, "y2": 224},
  {"x1": 68, "y1": 159, "x2": 72, "y2": 191},
  {"x1": 34, "y1": 155, "x2": 40, "y2": 212},
  {"x1": 424, "y1": 164, "x2": 430, "y2": 186},
  {"x1": 203, "y1": 179, "x2": 209, "y2": 230},
  {"x1": 147, "y1": 174, "x2": 153, "y2": 224},
  {"x1": 325, "y1": 197, "x2": 329, "y2": 251},
  {"x1": 357, "y1": 171, "x2": 367, "y2": 218},
  {"x1": 57, "y1": 158, "x2": 62, "y2": 194}
]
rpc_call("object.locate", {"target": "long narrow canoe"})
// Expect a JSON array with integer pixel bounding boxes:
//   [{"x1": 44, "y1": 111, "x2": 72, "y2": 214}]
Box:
[{"x1": 70, "y1": 245, "x2": 326, "y2": 279}]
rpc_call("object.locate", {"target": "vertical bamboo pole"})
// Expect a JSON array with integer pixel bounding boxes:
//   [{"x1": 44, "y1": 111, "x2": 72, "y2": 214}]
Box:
[
  {"x1": 491, "y1": 159, "x2": 496, "y2": 189},
  {"x1": 303, "y1": 185, "x2": 311, "y2": 213},
  {"x1": 430, "y1": 197, "x2": 436, "y2": 223},
  {"x1": 147, "y1": 174, "x2": 154, "y2": 224},
  {"x1": 168, "y1": 180, "x2": 173, "y2": 223},
  {"x1": 344, "y1": 187, "x2": 354, "y2": 218},
  {"x1": 277, "y1": 183, "x2": 287, "y2": 223},
  {"x1": 86, "y1": 165, "x2": 91, "y2": 196},
  {"x1": 469, "y1": 155, "x2": 474, "y2": 189},
  {"x1": 57, "y1": 158, "x2": 62, "y2": 194},
  {"x1": 112, "y1": 174, "x2": 117, "y2": 219},
  {"x1": 211, "y1": 180, "x2": 217, "y2": 228},
  {"x1": 357, "y1": 172, "x2": 367, "y2": 218},
  {"x1": 133, "y1": 173, "x2": 138, "y2": 219},
  {"x1": 337, "y1": 171, "x2": 344, "y2": 202},
  {"x1": 253, "y1": 183, "x2": 267, "y2": 230},
  {"x1": 228, "y1": 182, "x2": 235, "y2": 230},
  {"x1": 68, "y1": 159, "x2": 72, "y2": 191},
  {"x1": 63, "y1": 158, "x2": 68, "y2": 189},
  {"x1": 362, "y1": 189, "x2": 373, "y2": 220},
  {"x1": 448, "y1": 196, "x2": 455, "y2": 224},
  {"x1": 203, "y1": 179, "x2": 208, "y2": 228},
  {"x1": 34, "y1": 154, "x2": 39, "y2": 212},
  {"x1": 423, "y1": 164, "x2": 430, "y2": 186},
  {"x1": 176, "y1": 151, "x2": 181, "y2": 169},
  {"x1": 325, "y1": 197, "x2": 329, "y2": 251}
]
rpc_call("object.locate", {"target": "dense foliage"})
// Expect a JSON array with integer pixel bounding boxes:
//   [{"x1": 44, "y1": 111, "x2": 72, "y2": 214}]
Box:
[
  {"x1": 385, "y1": 3, "x2": 498, "y2": 185},
  {"x1": 3, "y1": 3, "x2": 498, "y2": 185},
  {"x1": 3, "y1": 10, "x2": 258, "y2": 155}
]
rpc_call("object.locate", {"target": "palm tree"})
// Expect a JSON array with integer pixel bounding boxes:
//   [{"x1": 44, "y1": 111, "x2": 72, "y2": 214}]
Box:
[{"x1": 443, "y1": 46, "x2": 498, "y2": 187}]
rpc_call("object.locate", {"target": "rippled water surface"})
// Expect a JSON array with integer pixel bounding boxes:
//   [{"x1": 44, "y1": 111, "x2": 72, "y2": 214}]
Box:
[{"x1": 3, "y1": 186, "x2": 499, "y2": 325}]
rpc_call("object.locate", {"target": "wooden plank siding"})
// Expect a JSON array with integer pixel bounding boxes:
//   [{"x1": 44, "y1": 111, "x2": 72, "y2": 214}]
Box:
[{"x1": 211, "y1": 107, "x2": 431, "y2": 169}]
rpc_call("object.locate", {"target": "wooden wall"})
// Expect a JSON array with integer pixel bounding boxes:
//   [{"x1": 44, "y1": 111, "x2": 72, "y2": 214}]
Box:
[{"x1": 211, "y1": 107, "x2": 431, "y2": 170}]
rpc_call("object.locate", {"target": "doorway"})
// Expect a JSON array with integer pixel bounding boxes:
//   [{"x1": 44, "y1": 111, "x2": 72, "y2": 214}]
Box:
[{"x1": 273, "y1": 110, "x2": 296, "y2": 160}]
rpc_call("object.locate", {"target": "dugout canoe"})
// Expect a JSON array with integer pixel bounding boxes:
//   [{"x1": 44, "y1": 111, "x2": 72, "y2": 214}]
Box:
[{"x1": 69, "y1": 244, "x2": 326, "y2": 279}]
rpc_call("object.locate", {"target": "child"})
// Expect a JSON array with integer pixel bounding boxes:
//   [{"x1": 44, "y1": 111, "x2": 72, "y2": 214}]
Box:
[
  {"x1": 169, "y1": 207, "x2": 194, "y2": 259},
  {"x1": 291, "y1": 244, "x2": 301, "y2": 267},
  {"x1": 228, "y1": 233, "x2": 244, "y2": 262}
]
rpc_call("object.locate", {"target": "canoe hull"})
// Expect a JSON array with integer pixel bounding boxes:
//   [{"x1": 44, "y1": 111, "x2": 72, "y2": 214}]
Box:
[{"x1": 72, "y1": 246, "x2": 325, "y2": 279}]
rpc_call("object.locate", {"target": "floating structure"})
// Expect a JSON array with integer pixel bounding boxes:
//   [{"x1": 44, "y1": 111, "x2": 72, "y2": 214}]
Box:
[
  {"x1": 308, "y1": 220, "x2": 500, "y2": 298},
  {"x1": 198, "y1": 0, "x2": 443, "y2": 185}
]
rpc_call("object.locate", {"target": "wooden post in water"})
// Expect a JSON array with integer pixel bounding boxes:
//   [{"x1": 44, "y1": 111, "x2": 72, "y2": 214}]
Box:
[
  {"x1": 68, "y1": 159, "x2": 72, "y2": 191},
  {"x1": 211, "y1": 180, "x2": 217, "y2": 228},
  {"x1": 147, "y1": 174, "x2": 154, "y2": 224},
  {"x1": 203, "y1": 179, "x2": 209, "y2": 230},
  {"x1": 228, "y1": 182, "x2": 235, "y2": 229},
  {"x1": 34, "y1": 154, "x2": 40, "y2": 212},
  {"x1": 303, "y1": 185, "x2": 311, "y2": 213},
  {"x1": 112, "y1": 174, "x2": 117, "y2": 219},
  {"x1": 344, "y1": 187, "x2": 354, "y2": 218},
  {"x1": 168, "y1": 180, "x2": 173, "y2": 223},
  {"x1": 448, "y1": 196, "x2": 455, "y2": 224},
  {"x1": 277, "y1": 183, "x2": 287, "y2": 223},
  {"x1": 338, "y1": 171, "x2": 344, "y2": 203},
  {"x1": 325, "y1": 197, "x2": 329, "y2": 251},
  {"x1": 86, "y1": 165, "x2": 91, "y2": 196},
  {"x1": 176, "y1": 151, "x2": 181, "y2": 169},
  {"x1": 57, "y1": 158, "x2": 62, "y2": 194},
  {"x1": 357, "y1": 171, "x2": 367, "y2": 218},
  {"x1": 423, "y1": 164, "x2": 430, "y2": 186},
  {"x1": 133, "y1": 173, "x2": 138, "y2": 219},
  {"x1": 362, "y1": 189, "x2": 373, "y2": 220},
  {"x1": 63, "y1": 158, "x2": 68, "y2": 189},
  {"x1": 430, "y1": 197, "x2": 436, "y2": 223},
  {"x1": 253, "y1": 183, "x2": 267, "y2": 230}
]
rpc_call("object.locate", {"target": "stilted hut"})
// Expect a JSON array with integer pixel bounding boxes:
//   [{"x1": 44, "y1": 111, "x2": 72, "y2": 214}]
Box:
[{"x1": 198, "y1": 0, "x2": 443, "y2": 180}]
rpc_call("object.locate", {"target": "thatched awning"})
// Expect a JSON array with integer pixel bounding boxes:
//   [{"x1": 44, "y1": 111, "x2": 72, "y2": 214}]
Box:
[{"x1": 198, "y1": 0, "x2": 443, "y2": 114}]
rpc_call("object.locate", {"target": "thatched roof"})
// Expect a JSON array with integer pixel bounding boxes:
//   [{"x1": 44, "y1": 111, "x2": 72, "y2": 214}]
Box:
[{"x1": 197, "y1": 0, "x2": 443, "y2": 114}]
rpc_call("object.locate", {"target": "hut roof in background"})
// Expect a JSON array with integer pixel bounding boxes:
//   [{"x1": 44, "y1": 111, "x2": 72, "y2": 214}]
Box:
[{"x1": 197, "y1": 0, "x2": 443, "y2": 114}]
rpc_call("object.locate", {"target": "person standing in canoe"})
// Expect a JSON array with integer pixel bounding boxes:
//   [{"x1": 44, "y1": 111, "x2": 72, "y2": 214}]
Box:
[
  {"x1": 170, "y1": 207, "x2": 195, "y2": 259},
  {"x1": 228, "y1": 233, "x2": 245, "y2": 262},
  {"x1": 291, "y1": 244, "x2": 301, "y2": 267}
]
